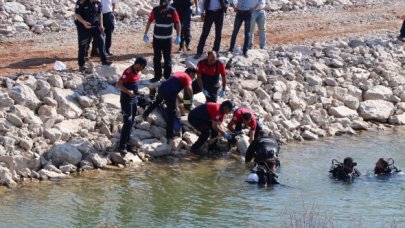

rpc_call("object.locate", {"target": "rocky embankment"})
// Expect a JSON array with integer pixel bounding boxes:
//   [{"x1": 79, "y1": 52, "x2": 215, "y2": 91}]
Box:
[
  {"x1": 0, "y1": 0, "x2": 386, "y2": 38},
  {"x1": 1, "y1": 36, "x2": 405, "y2": 187}
]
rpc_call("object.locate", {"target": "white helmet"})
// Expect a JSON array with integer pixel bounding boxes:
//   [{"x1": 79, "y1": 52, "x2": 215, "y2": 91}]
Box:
[{"x1": 246, "y1": 172, "x2": 259, "y2": 183}]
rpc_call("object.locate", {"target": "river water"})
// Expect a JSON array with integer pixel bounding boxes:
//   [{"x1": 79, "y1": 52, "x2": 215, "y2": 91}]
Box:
[{"x1": 0, "y1": 128, "x2": 404, "y2": 227}]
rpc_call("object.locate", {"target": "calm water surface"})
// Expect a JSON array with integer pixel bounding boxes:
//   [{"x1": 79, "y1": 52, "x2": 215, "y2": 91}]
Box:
[{"x1": 0, "y1": 128, "x2": 404, "y2": 227}]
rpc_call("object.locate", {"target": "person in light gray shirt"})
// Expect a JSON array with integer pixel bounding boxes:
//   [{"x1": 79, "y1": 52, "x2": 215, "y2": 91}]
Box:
[
  {"x1": 228, "y1": 0, "x2": 256, "y2": 57},
  {"x1": 248, "y1": 0, "x2": 266, "y2": 49}
]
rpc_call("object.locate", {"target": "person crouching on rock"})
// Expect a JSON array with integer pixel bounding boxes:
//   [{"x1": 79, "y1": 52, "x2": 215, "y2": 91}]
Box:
[
  {"x1": 142, "y1": 68, "x2": 197, "y2": 140},
  {"x1": 116, "y1": 57, "x2": 147, "y2": 154},
  {"x1": 245, "y1": 134, "x2": 280, "y2": 167},
  {"x1": 374, "y1": 158, "x2": 402, "y2": 175},
  {"x1": 227, "y1": 107, "x2": 263, "y2": 144},
  {"x1": 246, "y1": 158, "x2": 279, "y2": 186},
  {"x1": 187, "y1": 100, "x2": 234, "y2": 154},
  {"x1": 329, "y1": 157, "x2": 361, "y2": 182}
]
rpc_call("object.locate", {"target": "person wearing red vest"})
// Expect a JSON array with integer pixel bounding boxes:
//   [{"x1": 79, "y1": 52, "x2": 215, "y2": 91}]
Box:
[
  {"x1": 144, "y1": 0, "x2": 181, "y2": 82},
  {"x1": 196, "y1": 51, "x2": 227, "y2": 102},
  {"x1": 227, "y1": 107, "x2": 263, "y2": 143},
  {"x1": 115, "y1": 57, "x2": 147, "y2": 154},
  {"x1": 188, "y1": 100, "x2": 234, "y2": 154},
  {"x1": 142, "y1": 68, "x2": 197, "y2": 139}
]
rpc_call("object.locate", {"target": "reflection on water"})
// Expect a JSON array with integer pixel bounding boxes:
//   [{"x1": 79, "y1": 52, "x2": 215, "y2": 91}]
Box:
[{"x1": 0, "y1": 128, "x2": 404, "y2": 227}]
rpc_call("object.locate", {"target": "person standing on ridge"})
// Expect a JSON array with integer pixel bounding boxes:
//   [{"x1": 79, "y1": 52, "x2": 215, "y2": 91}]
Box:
[
  {"x1": 74, "y1": 0, "x2": 112, "y2": 72},
  {"x1": 193, "y1": 0, "x2": 228, "y2": 59},
  {"x1": 172, "y1": 0, "x2": 199, "y2": 52},
  {"x1": 144, "y1": 0, "x2": 181, "y2": 83}
]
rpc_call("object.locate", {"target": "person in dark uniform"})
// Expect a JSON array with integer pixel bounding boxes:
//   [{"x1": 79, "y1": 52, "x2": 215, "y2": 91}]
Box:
[
  {"x1": 188, "y1": 100, "x2": 234, "y2": 154},
  {"x1": 245, "y1": 134, "x2": 280, "y2": 165},
  {"x1": 142, "y1": 68, "x2": 197, "y2": 140},
  {"x1": 115, "y1": 57, "x2": 147, "y2": 154},
  {"x1": 228, "y1": 0, "x2": 255, "y2": 57},
  {"x1": 227, "y1": 107, "x2": 263, "y2": 144},
  {"x1": 74, "y1": 0, "x2": 112, "y2": 72},
  {"x1": 247, "y1": 158, "x2": 279, "y2": 186},
  {"x1": 194, "y1": 0, "x2": 228, "y2": 59},
  {"x1": 144, "y1": 0, "x2": 181, "y2": 82},
  {"x1": 196, "y1": 51, "x2": 227, "y2": 102},
  {"x1": 89, "y1": 0, "x2": 117, "y2": 56},
  {"x1": 329, "y1": 157, "x2": 361, "y2": 182},
  {"x1": 172, "y1": 0, "x2": 198, "y2": 52}
]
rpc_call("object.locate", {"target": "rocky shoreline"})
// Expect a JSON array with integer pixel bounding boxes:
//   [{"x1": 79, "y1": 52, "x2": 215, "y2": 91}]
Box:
[{"x1": 0, "y1": 33, "x2": 404, "y2": 187}]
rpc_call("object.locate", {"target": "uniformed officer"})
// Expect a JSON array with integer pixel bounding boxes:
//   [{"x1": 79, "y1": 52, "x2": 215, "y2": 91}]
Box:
[
  {"x1": 144, "y1": 0, "x2": 181, "y2": 82},
  {"x1": 116, "y1": 57, "x2": 147, "y2": 154},
  {"x1": 245, "y1": 134, "x2": 280, "y2": 165},
  {"x1": 89, "y1": 0, "x2": 117, "y2": 56},
  {"x1": 188, "y1": 100, "x2": 234, "y2": 154},
  {"x1": 172, "y1": 0, "x2": 198, "y2": 52},
  {"x1": 227, "y1": 107, "x2": 263, "y2": 144},
  {"x1": 74, "y1": 0, "x2": 112, "y2": 72},
  {"x1": 196, "y1": 51, "x2": 227, "y2": 102},
  {"x1": 142, "y1": 68, "x2": 197, "y2": 140}
]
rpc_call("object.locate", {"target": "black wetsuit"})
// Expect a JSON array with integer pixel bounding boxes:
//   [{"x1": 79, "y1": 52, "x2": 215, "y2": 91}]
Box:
[
  {"x1": 332, "y1": 166, "x2": 358, "y2": 181},
  {"x1": 245, "y1": 136, "x2": 280, "y2": 163}
]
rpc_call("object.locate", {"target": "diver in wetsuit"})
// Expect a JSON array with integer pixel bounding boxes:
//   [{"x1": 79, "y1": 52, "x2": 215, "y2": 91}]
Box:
[
  {"x1": 245, "y1": 135, "x2": 280, "y2": 166},
  {"x1": 374, "y1": 158, "x2": 401, "y2": 175},
  {"x1": 247, "y1": 158, "x2": 279, "y2": 186},
  {"x1": 329, "y1": 157, "x2": 361, "y2": 182}
]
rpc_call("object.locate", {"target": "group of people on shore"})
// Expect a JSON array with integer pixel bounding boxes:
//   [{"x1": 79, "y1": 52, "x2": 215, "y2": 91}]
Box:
[{"x1": 74, "y1": 0, "x2": 267, "y2": 73}]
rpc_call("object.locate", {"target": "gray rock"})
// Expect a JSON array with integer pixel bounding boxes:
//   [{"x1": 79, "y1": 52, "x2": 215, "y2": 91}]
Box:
[
  {"x1": 363, "y1": 85, "x2": 393, "y2": 101},
  {"x1": 53, "y1": 88, "x2": 83, "y2": 119},
  {"x1": 38, "y1": 169, "x2": 68, "y2": 179},
  {"x1": 306, "y1": 74, "x2": 323, "y2": 86},
  {"x1": 302, "y1": 130, "x2": 318, "y2": 140},
  {"x1": 328, "y1": 106, "x2": 358, "y2": 119},
  {"x1": 89, "y1": 153, "x2": 108, "y2": 168},
  {"x1": 19, "y1": 138, "x2": 33, "y2": 151},
  {"x1": 59, "y1": 163, "x2": 77, "y2": 173},
  {"x1": 388, "y1": 113, "x2": 405, "y2": 125},
  {"x1": 350, "y1": 120, "x2": 369, "y2": 130},
  {"x1": 0, "y1": 92, "x2": 14, "y2": 110},
  {"x1": 46, "y1": 143, "x2": 83, "y2": 167},
  {"x1": 241, "y1": 80, "x2": 262, "y2": 91},
  {"x1": 4, "y1": 2, "x2": 28, "y2": 14},
  {"x1": 44, "y1": 128, "x2": 62, "y2": 143},
  {"x1": 8, "y1": 84, "x2": 41, "y2": 110},
  {"x1": 358, "y1": 100, "x2": 395, "y2": 122},
  {"x1": 133, "y1": 129, "x2": 153, "y2": 139},
  {"x1": 48, "y1": 75, "x2": 64, "y2": 88},
  {"x1": 6, "y1": 113, "x2": 23, "y2": 127},
  {"x1": 0, "y1": 166, "x2": 17, "y2": 187}
]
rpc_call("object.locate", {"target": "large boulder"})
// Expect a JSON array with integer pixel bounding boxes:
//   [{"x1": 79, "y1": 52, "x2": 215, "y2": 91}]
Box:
[
  {"x1": 8, "y1": 84, "x2": 41, "y2": 110},
  {"x1": 53, "y1": 88, "x2": 83, "y2": 119},
  {"x1": 363, "y1": 85, "x2": 393, "y2": 101},
  {"x1": 46, "y1": 143, "x2": 83, "y2": 167},
  {"x1": 328, "y1": 106, "x2": 358, "y2": 119},
  {"x1": 358, "y1": 100, "x2": 395, "y2": 122}
]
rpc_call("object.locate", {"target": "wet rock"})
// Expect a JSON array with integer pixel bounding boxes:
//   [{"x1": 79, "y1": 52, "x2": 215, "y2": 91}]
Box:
[
  {"x1": 89, "y1": 153, "x2": 108, "y2": 168},
  {"x1": 38, "y1": 169, "x2": 68, "y2": 179},
  {"x1": 109, "y1": 152, "x2": 142, "y2": 166},
  {"x1": 301, "y1": 130, "x2": 318, "y2": 140},
  {"x1": 388, "y1": 113, "x2": 405, "y2": 125},
  {"x1": 46, "y1": 143, "x2": 82, "y2": 167},
  {"x1": 59, "y1": 163, "x2": 77, "y2": 173}
]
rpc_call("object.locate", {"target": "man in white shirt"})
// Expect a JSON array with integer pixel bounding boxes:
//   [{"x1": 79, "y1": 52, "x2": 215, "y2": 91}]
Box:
[{"x1": 248, "y1": 0, "x2": 266, "y2": 49}]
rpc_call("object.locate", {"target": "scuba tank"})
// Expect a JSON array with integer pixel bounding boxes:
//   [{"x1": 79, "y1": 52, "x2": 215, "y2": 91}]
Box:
[{"x1": 235, "y1": 134, "x2": 249, "y2": 157}]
